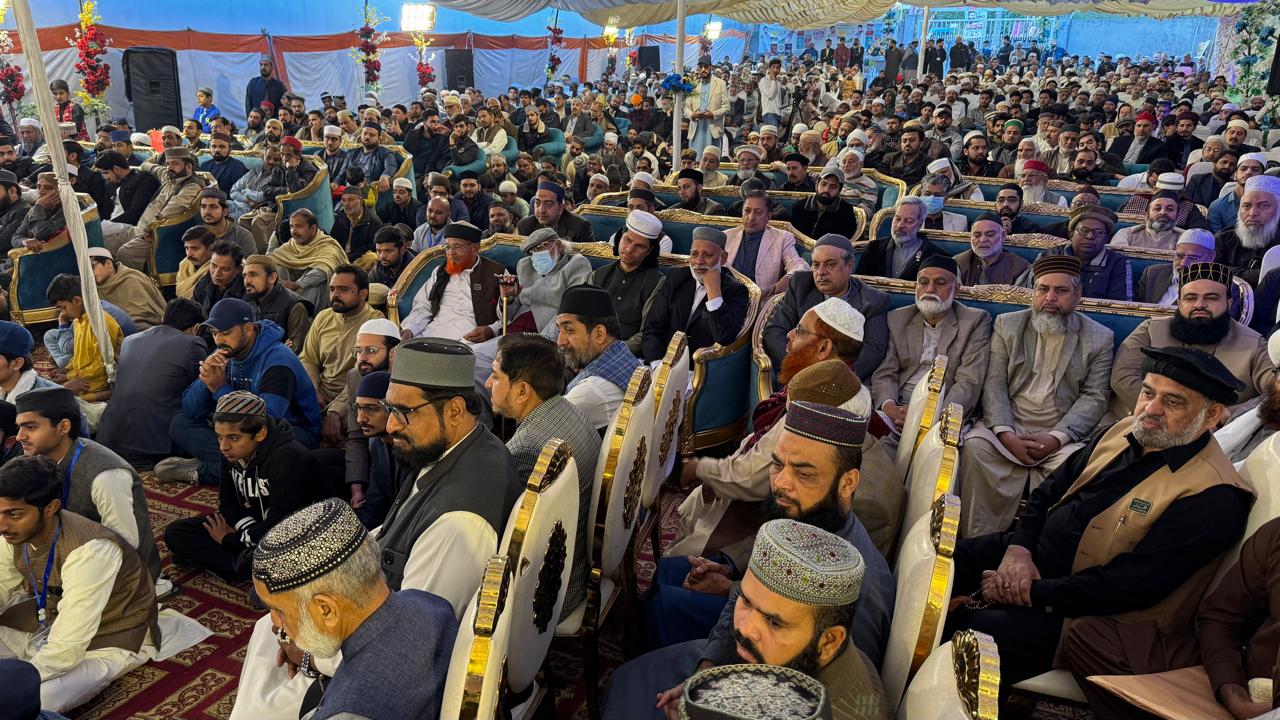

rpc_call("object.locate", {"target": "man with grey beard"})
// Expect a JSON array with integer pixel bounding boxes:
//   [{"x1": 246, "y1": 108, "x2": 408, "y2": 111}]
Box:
[
  {"x1": 958, "y1": 254, "x2": 1114, "y2": 538},
  {"x1": 1110, "y1": 189, "x2": 1182, "y2": 251},
  {"x1": 873, "y1": 256, "x2": 991, "y2": 454},
  {"x1": 1216, "y1": 174, "x2": 1280, "y2": 285},
  {"x1": 951, "y1": 345, "x2": 1252, "y2": 698},
  {"x1": 1112, "y1": 262, "x2": 1274, "y2": 420}
]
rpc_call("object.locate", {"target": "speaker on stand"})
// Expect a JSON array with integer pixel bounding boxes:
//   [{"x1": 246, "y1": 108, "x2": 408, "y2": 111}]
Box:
[{"x1": 636, "y1": 47, "x2": 661, "y2": 75}]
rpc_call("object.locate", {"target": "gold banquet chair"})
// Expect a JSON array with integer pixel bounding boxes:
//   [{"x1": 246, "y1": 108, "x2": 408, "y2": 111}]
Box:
[
  {"x1": 639, "y1": 332, "x2": 690, "y2": 564},
  {"x1": 894, "y1": 356, "x2": 949, "y2": 478},
  {"x1": 899, "y1": 629, "x2": 1000, "y2": 720},
  {"x1": 554, "y1": 366, "x2": 656, "y2": 720},
  {"x1": 900, "y1": 402, "x2": 964, "y2": 540},
  {"x1": 498, "y1": 439, "x2": 581, "y2": 718},
  {"x1": 440, "y1": 556, "x2": 513, "y2": 720},
  {"x1": 882, "y1": 494, "x2": 961, "y2": 711}
]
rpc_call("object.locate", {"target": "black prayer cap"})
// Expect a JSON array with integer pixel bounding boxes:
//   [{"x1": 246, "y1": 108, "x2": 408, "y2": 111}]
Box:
[
  {"x1": 14, "y1": 386, "x2": 79, "y2": 420},
  {"x1": 1140, "y1": 346, "x2": 1244, "y2": 406},
  {"x1": 444, "y1": 221, "x2": 482, "y2": 243},
  {"x1": 558, "y1": 285, "x2": 616, "y2": 318},
  {"x1": 973, "y1": 211, "x2": 1004, "y2": 227},
  {"x1": 919, "y1": 255, "x2": 959, "y2": 277},
  {"x1": 628, "y1": 188, "x2": 657, "y2": 205},
  {"x1": 999, "y1": 182, "x2": 1023, "y2": 198},
  {"x1": 677, "y1": 168, "x2": 704, "y2": 185},
  {"x1": 783, "y1": 152, "x2": 809, "y2": 165}
]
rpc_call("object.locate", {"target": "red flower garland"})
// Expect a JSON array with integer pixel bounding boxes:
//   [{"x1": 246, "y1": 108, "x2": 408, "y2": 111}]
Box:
[
  {"x1": 73, "y1": 19, "x2": 110, "y2": 98},
  {"x1": 0, "y1": 64, "x2": 24, "y2": 107},
  {"x1": 417, "y1": 60, "x2": 436, "y2": 87},
  {"x1": 357, "y1": 24, "x2": 381, "y2": 86},
  {"x1": 546, "y1": 24, "x2": 565, "y2": 80}
]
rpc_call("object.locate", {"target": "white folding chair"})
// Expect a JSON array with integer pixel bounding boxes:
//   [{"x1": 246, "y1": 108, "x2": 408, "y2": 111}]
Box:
[
  {"x1": 882, "y1": 493, "x2": 961, "y2": 711},
  {"x1": 1260, "y1": 245, "x2": 1280, "y2": 285},
  {"x1": 439, "y1": 555, "x2": 513, "y2": 720},
  {"x1": 895, "y1": 355, "x2": 949, "y2": 478},
  {"x1": 900, "y1": 402, "x2": 963, "y2": 539},
  {"x1": 899, "y1": 629, "x2": 1000, "y2": 720}
]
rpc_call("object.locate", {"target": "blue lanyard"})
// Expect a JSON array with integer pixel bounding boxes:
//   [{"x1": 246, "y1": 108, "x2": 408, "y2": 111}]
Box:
[
  {"x1": 24, "y1": 519, "x2": 61, "y2": 627},
  {"x1": 61, "y1": 441, "x2": 84, "y2": 508}
]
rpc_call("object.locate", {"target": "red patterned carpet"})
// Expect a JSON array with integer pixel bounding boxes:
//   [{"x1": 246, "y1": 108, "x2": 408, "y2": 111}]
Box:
[{"x1": 63, "y1": 475, "x2": 688, "y2": 720}]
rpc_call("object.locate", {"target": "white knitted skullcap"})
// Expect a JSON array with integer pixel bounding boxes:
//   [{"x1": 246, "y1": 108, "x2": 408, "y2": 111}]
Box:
[{"x1": 811, "y1": 297, "x2": 864, "y2": 342}]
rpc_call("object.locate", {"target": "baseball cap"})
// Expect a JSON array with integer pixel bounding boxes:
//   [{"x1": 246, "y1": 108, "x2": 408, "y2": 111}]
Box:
[{"x1": 203, "y1": 298, "x2": 256, "y2": 332}]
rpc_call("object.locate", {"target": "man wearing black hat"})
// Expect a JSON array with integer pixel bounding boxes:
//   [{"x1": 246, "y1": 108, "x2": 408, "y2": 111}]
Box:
[
  {"x1": 331, "y1": 183, "x2": 383, "y2": 264},
  {"x1": 1111, "y1": 189, "x2": 1183, "y2": 251},
  {"x1": 674, "y1": 168, "x2": 724, "y2": 215},
  {"x1": 790, "y1": 167, "x2": 858, "y2": 242},
  {"x1": 555, "y1": 285, "x2": 642, "y2": 431},
  {"x1": 0, "y1": 168, "x2": 30, "y2": 249},
  {"x1": 778, "y1": 153, "x2": 817, "y2": 193},
  {"x1": 951, "y1": 345, "x2": 1253, "y2": 696},
  {"x1": 763, "y1": 232, "x2": 891, "y2": 381},
  {"x1": 641, "y1": 227, "x2": 750, "y2": 363},
  {"x1": 515, "y1": 180, "x2": 595, "y2": 245},
  {"x1": 1112, "y1": 262, "x2": 1273, "y2": 418},
  {"x1": 873, "y1": 255, "x2": 992, "y2": 434},
  {"x1": 955, "y1": 212, "x2": 1031, "y2": 286},
  {"x1": 453, "y1": 170, "x2": 491, "y2": 232},
  {"x1": 960, "y1": 254, "x2": 1115, "y2": 539},
  {"x1": 401, "y1": 221, "x2": 506, "y2": 342}
]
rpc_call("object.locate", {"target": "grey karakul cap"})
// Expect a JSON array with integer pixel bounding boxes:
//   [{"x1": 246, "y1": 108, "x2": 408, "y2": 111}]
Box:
[
  {"x1": 390, "y1": 337, "x2": 476, "y2": 390},
  {"x1": 252, "y1": 499, "x2": 367, "y2": 594}
]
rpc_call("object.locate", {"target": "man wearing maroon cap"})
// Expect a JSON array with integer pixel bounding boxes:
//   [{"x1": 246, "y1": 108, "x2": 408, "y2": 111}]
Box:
[
  {"x1": 1107, "y1": 111, "x2": 1167, "y2": 166},
  {"x1": 1018, "y1": 159, "x2": 1067, "y2": 207}
]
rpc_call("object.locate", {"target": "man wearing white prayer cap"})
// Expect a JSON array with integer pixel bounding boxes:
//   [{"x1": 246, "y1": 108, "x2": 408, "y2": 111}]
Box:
[
  {"x1": 1135, "y1": 228, "x2": 1220, "y2": 306},
  {"x1": 1224, "y1": 117, "x2": 1261, "y2": 156},
  {"x1": 1218, "y1": 174, "x2": 1280, "y2": 284},
  {"x1": 586, "y1": 172, "x2": 611, "y2": 203},
  {"x1": 759, "y1": 123, "x2": 784, "y2": 163},
  {"x1": 332, "y1": 316, "x2": 402, "y2": 495},
  {"x1": 1210, "y1": 152, "x2": 1268, "y2": 234},
  {"x1": 729, "y1": 144, "x2": 766, "y2": 187},
  {"x1": 592, "y1": 209, "x2": 667, "y2": 355},
  {"x1": 699, "y1": 145, "x2": 728, "y2": 188},
  {"x1": 16, "y1": 117, "x2": 42, "y2": 160},
  {"x1": 630, "y1": 170, "x2": 657, "y2": 190}
]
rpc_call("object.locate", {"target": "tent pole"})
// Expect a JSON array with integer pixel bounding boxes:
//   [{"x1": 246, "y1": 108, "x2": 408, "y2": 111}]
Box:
[
  {"x1": 672, "y1": 0, "x2": 686, "y2": 165},
  {"x1": 917, "y1": 7, "x2": 930, "y2": 78},
  {"x1": 10, "y1": 0, "x2": 115, "y2": 380}
]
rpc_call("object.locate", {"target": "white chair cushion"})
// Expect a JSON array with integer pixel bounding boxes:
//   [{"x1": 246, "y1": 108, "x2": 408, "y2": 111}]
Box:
[
  {"x1": 898, "y1": 640, "x2": 969, "y2": 720},
  {"x1": 554, "y1": 577, "x2": 616, "y2": 636},
  {"x1": 1013, "y1": 670, "x2": 1087, "y2": 703},
  {"x1": 902, "y1": 423, "x2": 952, "y2": 535},
  {"x1": 883, "y1": 511, "x2": 954, "y2": 709}
]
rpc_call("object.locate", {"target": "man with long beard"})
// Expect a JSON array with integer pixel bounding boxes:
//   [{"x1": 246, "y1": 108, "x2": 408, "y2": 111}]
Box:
[
  {"x1": 1216, "y1": 174, "x2": 1280, "y2": 285},
  {"x1": 959, "y1": 254, "x2": 1114, "y2": 538},
  {"x1": 1110, "y1": 189, "x2": 1182, "y2": 250},
  {"x1": 228, "y1": 339, "x2": 518, "y2": 720},
  {"x1": 401, "y1": 222, "x2": 506, "y2": 342},
  {"x1": 1018, "y1": 159, "x2": 1067, "y2": 207},
  {"x1": 1112, "y1": 262, "x2": 1273, "y2": 419},
  {"x1": 603, "y1": 403, "x2": 894, "y2": 720}
]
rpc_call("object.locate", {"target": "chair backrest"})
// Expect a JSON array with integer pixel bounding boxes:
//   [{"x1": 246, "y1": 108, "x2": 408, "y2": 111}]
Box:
[
  {"x1": 1211, "y1": 434, "x2": 1280, "y2": 591},
  {"x1": 439, "y1": 555, "x2": 513, "y2": 720},
  {"x1": 646, "y1": 333, "x2": 690, "y2": 508},
  {"x1": 750, "y1": 293, "x2": 787, "y2": 409},
  {"x1": 901, "y1": 403, "x2": 964, "y2": 538},
  {"x1": 498, "y1": 440, "x2": 580, "y2": 693},
  {"x1": 1261, "y1": 246, "x2": 1280, "y2": 285},
  {"x1": 577, "y1": 203, "x2": 820, "y2": 257},
  {"x1": 898, "y1": 629, "x2": 1000, "y2": 720},
  {"x1": 589, "y1": 367, "x2": 657, "y2": 581},
  {"x1": 882, "y1": 494, "x2": 961, "y2": 710},
  {"x1": 1233, "y1": 276, "x2": 1255, "y2": 328},
  {"x1": 895, "y1": 356, "x2": 949, "y2": 477},
  {"x1": 1185, "y1": 161, "x2": 1214, "y2": 180}
]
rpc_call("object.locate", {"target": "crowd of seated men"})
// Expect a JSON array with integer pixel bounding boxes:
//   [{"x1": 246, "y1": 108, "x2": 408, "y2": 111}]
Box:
[{"x1": 2, "y1": 39, "x2": 1280, "y2": 720}]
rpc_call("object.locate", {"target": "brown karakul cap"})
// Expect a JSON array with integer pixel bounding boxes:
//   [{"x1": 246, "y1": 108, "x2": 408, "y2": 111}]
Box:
[
  {"x1": 1032, "y1": 254, "x2": 1083, "y2": 280},
  {"x1": 787, "y1": 359, "x2": 858, "y2": 409},
  {"x1": 1068, "y1": 204, "x2": 1117, "y2": 234}
]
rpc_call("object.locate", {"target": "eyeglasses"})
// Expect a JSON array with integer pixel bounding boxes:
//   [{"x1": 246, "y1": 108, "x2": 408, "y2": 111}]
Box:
[
  {"x1": 379, "y1": 398, "x2": 441, "y2": 425},
  {"x1": 1073, "y1": 227, "x2": 1108, "y2": 240},
  {"x1": 443, "y1": 243, "x2": 471, "y2": 255},
  {"x1": 792, "y1": 325, "x2": 828, "y2": 341},
  {"x1": 351, "y1": 346, "x2": 384, "y2": 358}
]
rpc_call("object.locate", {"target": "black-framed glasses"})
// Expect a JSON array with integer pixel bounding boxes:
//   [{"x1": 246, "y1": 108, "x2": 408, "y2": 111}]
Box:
[{"x1": 379, "y1": 399, "x2": 439, "y2": 424}]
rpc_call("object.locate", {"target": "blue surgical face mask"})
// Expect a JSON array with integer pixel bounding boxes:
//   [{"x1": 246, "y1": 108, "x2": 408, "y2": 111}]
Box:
[
  {"x1": 531, "y1": 249, "x2": 555, "y2": 274},
  {"x1": 921, "y1": 194, "x2": 945, "y2": 215}
]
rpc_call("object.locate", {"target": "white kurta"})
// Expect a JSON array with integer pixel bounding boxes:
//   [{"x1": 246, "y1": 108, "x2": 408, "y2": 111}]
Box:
[
  {"x1": 0, "y1": 539, "x2": 209, "y2": 713},
  {"x1": 565, "y1": 375, "x2": 625, "y2": 432}
]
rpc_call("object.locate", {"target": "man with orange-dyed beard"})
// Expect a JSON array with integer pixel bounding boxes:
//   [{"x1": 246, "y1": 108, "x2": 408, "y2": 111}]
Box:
[{"x1": 399, "y1": 222, "x2": 506, "y2": 342}]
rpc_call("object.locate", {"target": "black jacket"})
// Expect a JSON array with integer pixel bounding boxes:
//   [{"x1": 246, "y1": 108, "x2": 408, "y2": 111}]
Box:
[
  {"x1": 640, "y1": 267, "x2": 750, "y2": 363},
  {"x1": 790, "y1": 196, "x2": 858, "y2": 241},
  {"x1": 332, "y1": 210, "x2": 384, "y2": 261},
  {"x1": 217, "y1": 417, "x2": 322, "y2": 555},
  {"x1": 73, "y1": 168, "x2": 114, "y2": 219},
  {"x1": 855, "y1": 234, "x2": 947, "y2": 281},
  {"x1": 111, "y1": 169, "x2": 161, "y2": 226},
  {"x1": 404, "y1": 124, "x2": 450, "y2": 178},
  {"x1": 1106, "y1": 135, "x2": 1168, "y2": 165}
]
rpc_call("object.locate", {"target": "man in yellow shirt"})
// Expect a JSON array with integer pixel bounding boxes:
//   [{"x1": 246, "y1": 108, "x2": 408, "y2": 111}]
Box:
[{"x1": 44, "y1": 274, "x2": 123, "y2": 431}]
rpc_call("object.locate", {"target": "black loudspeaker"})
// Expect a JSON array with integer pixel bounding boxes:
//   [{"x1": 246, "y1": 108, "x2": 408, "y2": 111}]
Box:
[
  {"x1": 1270, "y1": 48, "x2": 1280, "y2": 96},
  {"x1": 123, "y1": 47, "x2": 182, "y2": 132},
  {"x1": 445, "y1": 49, "x2": 475, "y2": 90},
  {"x1": 636, "y1": 46, "x2": 661, "y2": 73}
]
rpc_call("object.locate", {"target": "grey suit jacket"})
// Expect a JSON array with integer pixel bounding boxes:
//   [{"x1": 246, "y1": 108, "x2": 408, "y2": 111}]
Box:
[
  {"x1": 981, "y1": 309, "x2": 1114, "y2": 442},
  {"x1": 871, "y1": 302, "x2": 992, "y2": 416},
  {"x1": 763, "y1": 272, "x2": 890, "y2": 382},
  {"x1": 1136, "y1": 263, "x2": 1174, "y2": 304}
]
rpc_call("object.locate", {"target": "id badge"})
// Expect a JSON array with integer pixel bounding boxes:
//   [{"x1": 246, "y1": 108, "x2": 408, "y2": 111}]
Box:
[{"x1": 31, "y1": 623, "x2": 52, "y2": 651}]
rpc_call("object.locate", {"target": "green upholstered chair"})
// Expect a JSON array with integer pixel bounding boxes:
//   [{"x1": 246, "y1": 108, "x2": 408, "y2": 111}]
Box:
[
  {"x1": 146, "y1": 173, "x2": 212, "y2": 285},
  {"x1": 965, "y1": 174, "x2": 1143, "y2": 213},
  {"x1": 279, "y1": 157, "x2": 336, "y2": 234},
  {"x1": 579, "y1": 126, "x2": 605, "y2": 154},
  {"x1": 8, "y1": 199, "x2": 105, "y2": 326},
  {"x1": 720, "y1": 162, "x2": 906, "y2": 213},
  {"x1": 868, "y1": 200, "x2": 1143, "y2": 242},
  {"x1": 534, "y1": 128, "x2": 567, "y2": 164},
  {"x1": 500, "y1": 135, "x2": 520, "y2": 165},
  {"x1": 577, "y1": 204, "x2": 820, "y2": 259}
]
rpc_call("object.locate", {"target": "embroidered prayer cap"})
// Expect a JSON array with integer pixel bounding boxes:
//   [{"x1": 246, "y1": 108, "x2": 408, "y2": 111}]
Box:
[
  {"x1": 160, "y1": 125, "x2": 182, "y2": 136},
  {"x1": 748, "y1": 518, "x2": 865, "y2": 607},
  {"x1": 925, "y1": 158, "x2": 951, "y2": 173},
  {"x1": 814, "y1": 233, "x2": 853, "y2": 255},
  {"x1": 14, "y1": 385, "x2": 79, "y2": 419},
  {"x1": 1227, "y1": 118, "x2": 1251, "y2": 131},
  {"x1": 86, "y1": 247, "x2": 113, "y2": 261},
  {"x1": 691, "y1": 226, "x2": 727, "y2": 250},
  {"x1": 1020, "y1": 159, "x2": 1051, "y2": 176},
  {"x1": 559, "y1": 285, "x2": 616, "y2": 317},
  {"x1": 215, "y1": 390, "x2": 267, "y2": 417},
  {"x1": 735, "y1": 145, "x2": 763, "y2": 160},
  {"x1": 1244, "y1": 175, "x2": 1280, "y2": 198},
  {"x1": 784, "y1": 399, "x2": 868, "y2": 448},
  {"x1": 130, "y1": 132, "x2": 151, "y2": 146},
  {"x1": 356, "y1": 370, "x2": 392, "y2": 400},
  {"x1": 590, "y1": 172, "x2": 610, "y2": 186},
  {"x1": 1139, "y1": 346, "x2": 1244, "y2": 406},
  {"x1": 787, "y1": 360, "x2": 858, "y2": 409},
  {"x1": 759, "y1": 125, "x2": 779, "y2": 137},
  {"x1": 632, "y1": 171, "x2": 656, "y2": 188},
  {"x1": 675, "y1": 167, "x2": 706, "y2": 183},
  {"x1": 322, "y1": 124, "x2": 342, "y2": 139},
  {"x1": 17, "y1": 118, "x2": 40, "y2": 130},
  {"x1": 1177, "y1": 261, "x2": 1233, "y2": 290},
  {"x1": 444, "y1": 221, "x2": 482, "y2": 244},
  {"x1": 1239, "y1": 152, "x2": 1267, "y2": 169},
  {"x1": 1031, "y1": 253, "x2": 1083, "y2": 280},
  {"x1": 604, "y1": 132, "x2": 619, "y2": 145},
  {"x1": 1067, "y1": 204, "x2": 1117, "y2": 235},
  {"x1": 253, "y1": 499, "x2": 368, "y2": 594},
  {"x1": 392, "y1": 177, "x2": 414, "y2": 191},
  {"x1": 679, "y1": 663, "x2": 831, "y2": 720},
  {"x1": 521, "y1": 227, "x2": 560, "y2": 253},
  {"x1": 702, "y1": 145, "x2": 721, "y2": 158},
  {"x1": 919, "y1": 254, "x2": 960, "y2": 278},
  {"x1": 1177, "y1": 229, "x2": 1215, "y2": 252},
  {"x1": 846, "y1": 129, "x2": 868, "y2": 145},
  {"x1": 626, "y1": 210, "x2": 663, "y2": 240},
  {"x1": 358, "y1": 318, "x2": 401, "y2": 340},
  {"x1": 498, "y1": 180, "x2": 519, "y2": 194},
  {"x1": 391, "y1": 337, "x2": 476, "y2": 391},
  {"x1": 811, "y1": 297, "x2": 864, "y2": 343},
  {"x1": 1155, "y1": 173, "x2": 1185, "y2": 191}
]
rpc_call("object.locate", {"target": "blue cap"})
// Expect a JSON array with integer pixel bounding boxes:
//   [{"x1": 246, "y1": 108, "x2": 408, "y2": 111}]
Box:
[
  {"x1": 0, "y1": 659, "x2": 41, "y2": 720},
  {"x1": 356, "y1": 370, "x2": 391, "y2": 399},
  {"x1": 0, "y1": 321, "x2": 33, "y2": 358},
  {"x1": 109, "y1": 130, "x2": 131, "y2": 143},
  {"x1": 203, "y1": 298, "x2": 255, "y2": 332}
]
